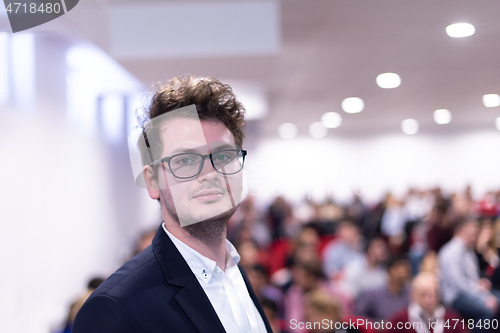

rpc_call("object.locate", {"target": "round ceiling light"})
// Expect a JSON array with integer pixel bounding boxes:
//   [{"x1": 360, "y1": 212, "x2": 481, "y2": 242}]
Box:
[
  {"x1": 446, "y1": 23, "x2": 475, "y2": 38},
  {"x1": 483, "y1": 94, "x2": 500, "y2": 108},
  {"x1": 278, "y1": 122, "x2": 298, "y2": 139},
  {"x1": 321, "y1": 112, "x2": 342, "y2": 128},
  {"x1": 309, "y1": 122, "x2": 328, "y2": 139},
  {"x1": 401, "y1": 119, "x2": 419, "y2": 135},
  {"x1": 341, "y1": 97, "x2": 365, "y2": 113},
  {"x1": 433, "y1": 109, "x2": 452, "y2": 124},
  {"x1": 376, "y1": 73, "x2": 401, "y2": 89}
]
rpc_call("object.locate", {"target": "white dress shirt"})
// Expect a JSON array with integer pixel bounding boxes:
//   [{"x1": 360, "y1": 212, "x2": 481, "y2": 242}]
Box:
[{"x1": 162, "y1": 223, "x2": 268, "y2": 333}]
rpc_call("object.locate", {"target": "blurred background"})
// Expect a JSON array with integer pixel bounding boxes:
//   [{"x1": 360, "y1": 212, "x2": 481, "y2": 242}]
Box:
[{"x1": 1, "y1": 1, "x2": 500, "y2": 332}]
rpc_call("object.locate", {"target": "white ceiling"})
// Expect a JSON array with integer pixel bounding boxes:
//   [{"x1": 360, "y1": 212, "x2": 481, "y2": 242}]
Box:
[{"x1": 3, "y1": 0, "x2": 500, "y2": 138}]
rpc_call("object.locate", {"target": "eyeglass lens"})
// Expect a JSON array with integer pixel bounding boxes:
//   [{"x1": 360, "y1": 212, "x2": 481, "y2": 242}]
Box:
[{"x1": 169, "y1": 150, "x2": 244, "y2": 178}]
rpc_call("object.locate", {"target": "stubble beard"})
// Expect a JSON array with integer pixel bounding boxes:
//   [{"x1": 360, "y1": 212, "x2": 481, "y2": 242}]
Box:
[{"x1": 159, "y1": 189, "x2": 238, "y2": 246}]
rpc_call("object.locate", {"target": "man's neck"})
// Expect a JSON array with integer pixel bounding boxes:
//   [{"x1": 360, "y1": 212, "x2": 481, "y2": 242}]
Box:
[
  {"x1": 455, "y1": 235, "x2": 472, "y2": 249},
  {"x1": 164, "y1": 217, "x2": 228, "y2": 271},
  {"x1": 366, "y1": 256, "x2": 378, "y2": 269}
]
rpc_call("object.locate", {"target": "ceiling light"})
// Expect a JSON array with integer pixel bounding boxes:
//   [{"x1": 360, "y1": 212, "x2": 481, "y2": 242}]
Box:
[
  {"x1": 278, "y1": 122, "x2": 297, "y2": 139},
  {"x1": 483, "y1": 94, "x2": 500, "y2": 108},
  {"x1": 309, "y1": 122, "x2": 328, "y2": 139},
  {"x1": 446, "y1": 23, "x2": 475, "y2": 38},
  {"x1": 376, "y1": 73, "x2": 401, "y2": 89},
  {"x1": 321, "y1": 112, "x2": 342, "y2": 128},
  {"x1": 496, "y1": 117, "x2": 500, "y2": 131},
  {"x1": 341, "y1": 97, "x2": 364, "y2": 113},
  {"x1": 433, "y1": 109, "x2": 452, "y2": 124},
  {"x1": 401, "y1": 119, "x2": 419, "y2": 135}
]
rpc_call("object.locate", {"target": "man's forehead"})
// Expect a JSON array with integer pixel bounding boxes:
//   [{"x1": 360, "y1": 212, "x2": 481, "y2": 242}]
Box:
[{"x1": 159, "y1": 117, "x2": 236, "y2": 154}]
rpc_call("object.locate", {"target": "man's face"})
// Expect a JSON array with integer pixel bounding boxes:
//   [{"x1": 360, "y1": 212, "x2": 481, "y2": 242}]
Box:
[
  {"x1": 154, "y1": 117, "x2": 243, "y2": 227},
  {"x1": 412, "y1": 281, "x2": 439, "y2": 315},
  {"x1": 460, "y1": 220, "x2": 479, "y2": 248},
  {"x1": 389, "y1": 261, "x2": 411, "y2": 284},
  {"x1": 367, "y1": 239, "x2": 388, "y2": 264}
]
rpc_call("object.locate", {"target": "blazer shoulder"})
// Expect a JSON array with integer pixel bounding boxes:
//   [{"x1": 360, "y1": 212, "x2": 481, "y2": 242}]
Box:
[
  {"x1": 90, "y1": 246, "x2": 169, "y2": 302},
  {"x1": 72, "y1": 294, "x2": 141, "y2": 333}
]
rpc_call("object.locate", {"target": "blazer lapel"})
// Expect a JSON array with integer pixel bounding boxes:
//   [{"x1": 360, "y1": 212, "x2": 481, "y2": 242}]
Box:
[
  {"x1": 152, "y1": 225, "x2": 226, "y2": 333},
  {"x1": 238, "y1": 265, "x2": 274, "y2": 333}
]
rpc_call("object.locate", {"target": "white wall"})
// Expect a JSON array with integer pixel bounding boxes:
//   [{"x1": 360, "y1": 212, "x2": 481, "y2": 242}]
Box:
[
  {"x1": 0, "y1": 35, "x2": 153, "y2": 333},
  {"x1": 247, "y1": 131, "x2": 500, "y2": 206},
  {"x1": 0, "y1": 107, "x2": 120, "y2": 333}
]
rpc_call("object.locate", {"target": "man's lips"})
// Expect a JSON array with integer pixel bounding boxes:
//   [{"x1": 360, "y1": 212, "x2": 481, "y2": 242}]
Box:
[{"x1": 192, "y1": 189, "x2": 225, "y2": 200}]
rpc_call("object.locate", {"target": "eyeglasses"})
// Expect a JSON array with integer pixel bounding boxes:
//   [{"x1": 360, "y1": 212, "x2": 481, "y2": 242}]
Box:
[{"x1": 151, "y1": 149, "x2": 247, "y2": 179}]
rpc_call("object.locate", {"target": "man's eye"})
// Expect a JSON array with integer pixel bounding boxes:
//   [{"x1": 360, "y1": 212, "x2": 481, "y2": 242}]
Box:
[
  {"x1": 179, "y1": 158, "x2": 196, "y2": 164},
  {"x1": 173, "y1": 156, "x2": 198, "y2": 166},
  {"x1": 216, "y1": 154, "x2": 230, "y2": 161}
]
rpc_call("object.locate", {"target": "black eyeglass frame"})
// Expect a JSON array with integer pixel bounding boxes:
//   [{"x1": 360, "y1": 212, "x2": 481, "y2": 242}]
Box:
[{"x1": 150, "y1": 149, "x2": 247, "y2": 179}]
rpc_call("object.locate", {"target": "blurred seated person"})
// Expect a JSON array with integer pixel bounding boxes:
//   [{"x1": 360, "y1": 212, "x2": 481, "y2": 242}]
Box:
[
  {"x1": 484, "y1": 218, "x2": 500, "y2": 291},
  {"x1": 268, "y1": 196, "x2": 293, "y2": 240},
  {"x1": 271, "y1": 225, "x2": 321, "y2": 288},
  {"x1": 426, "y1": 200, "x2": 454, "y2": 253},
  {"x1": 284, "y1": 260, "x2": 352, "y2": 333},
  {"x1": 355, "y1": 256, "x2": 411, "y2": 323},
  {"x1": 380, "y1": 193, "x2": 406, "y2": 252},
  {"x1": 386, "y1": 272, "x2": 467, "y2": 333},
  {"x1": 322, "y1": 220, "x2": 363, "y2": 280},
  {"x1": 304, "y1": 290, "x2": 375, "y2": 333},
  {"x1": 237, "y1": 239, "x2": 262, "y2": 272},
  {"x1": 261, "y1": 298, "x2": 282, "y2": 333},
  {"x1": 132, "y1": 228, "x2": 157, "y2": 257},
  {"x1": 247, "y1": 264, "x2": 284, "y2": 317},
  {"x1": 438, "y1": 218, "x2": 500, "y2": 333},
  {"x1": 57, "y1": 277, "x2": 105, "y2": 333},
  {"x1": 340, "y1": 237, "x2": 389, "y2": 298},
  {"x1": 475, "y1": 218, "x2": 498, "y2": 278}
]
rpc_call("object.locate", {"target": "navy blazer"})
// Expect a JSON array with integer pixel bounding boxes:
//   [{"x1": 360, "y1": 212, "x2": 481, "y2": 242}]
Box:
[{"x1": 72, "y1": 225, "x2": 272, "y2": 333}]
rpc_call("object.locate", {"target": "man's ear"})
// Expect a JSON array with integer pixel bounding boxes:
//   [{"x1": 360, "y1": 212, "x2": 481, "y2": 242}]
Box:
[{"x1": 143, "y1": 165, "x2": 160, "y2": 200}]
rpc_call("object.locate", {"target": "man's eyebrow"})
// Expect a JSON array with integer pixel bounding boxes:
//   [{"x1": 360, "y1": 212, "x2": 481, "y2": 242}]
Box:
[
  {"x1": 169, "y1": 148, "x2": 201, "y2": 155},
  {"x1": 168, "y1": 144, "x2": 238, "y2": 156},
  {"x1": 211, "y1": 143, "x2": 238, "y2": 150}
]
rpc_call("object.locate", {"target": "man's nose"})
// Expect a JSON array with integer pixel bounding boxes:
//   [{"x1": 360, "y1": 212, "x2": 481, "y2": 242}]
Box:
[{"x1": 197, "y1": 156, "x2": 218, "y2": 180}]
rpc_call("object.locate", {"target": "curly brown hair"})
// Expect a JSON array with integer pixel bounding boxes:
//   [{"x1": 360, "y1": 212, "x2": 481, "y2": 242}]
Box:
[{"x1": 137, "y1": 75, "x2": 246, "y2": 168}]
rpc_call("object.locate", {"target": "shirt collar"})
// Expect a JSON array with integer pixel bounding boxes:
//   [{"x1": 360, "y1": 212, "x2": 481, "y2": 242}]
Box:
[
  {"x1": 162, "y1": 222, "x2": 240, "y2": 283},
  {"x1": 408, "y1": 302, "x2": 446, "y2": 321}
]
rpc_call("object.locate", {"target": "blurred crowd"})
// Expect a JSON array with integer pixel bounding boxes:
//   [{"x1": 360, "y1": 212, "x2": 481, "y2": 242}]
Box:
[
  {"x1": 227, "y1": 186, "x2": 500, "y2": 333},
  {"x1": 59, "y1": 186, "x2": 500, "y2": 333}
]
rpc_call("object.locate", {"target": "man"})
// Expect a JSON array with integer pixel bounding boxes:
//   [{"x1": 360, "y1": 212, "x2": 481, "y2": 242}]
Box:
[
  {"x1": 355, "y1": 256, "x2": 411, "y2": 323},
  {"x1": 340, "y1": 237, "x2": 389, "y2": 298},
  {"x1": 73, "y1": 76, "x2": 272, "y2": 333},
  {"x1": 322, "y1": 220, "x2": 363, "y2": 280},
  {"x1": 386, "y1": 273, "x2": 466, "y2": 333},
  {"x1": 438, "y1": 218, "x2": 499, "y2": 333}
]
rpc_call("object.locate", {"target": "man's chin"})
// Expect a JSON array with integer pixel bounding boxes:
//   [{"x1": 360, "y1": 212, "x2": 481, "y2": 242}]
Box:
[{"x1": 181, "y1": 205, "x2": 238, "y2": 245}]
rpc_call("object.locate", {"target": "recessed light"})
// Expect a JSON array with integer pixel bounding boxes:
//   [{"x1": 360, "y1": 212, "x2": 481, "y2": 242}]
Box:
[
  {"x1": 433, "y1": 109, "x2": 452, "y2": 124},
  {"x1": 496, "y1": 117, "x2": 500, "y2": 131},
  {"x1": 483, "y1": 94, "x2": 500, "y2": 108},
  {"x1": 278, "y1": 123, "x2": 297, "y2": 139},
  {"x1": 309, "y1": 122, "x2": 328, "y2": 138},
  {"x1": 376, "y1": 73, "x2": 401, "y2": 89},
  {"x1": 401, "y1": 119, "x2": 419, "y2": 135},
  {"x1": 321, "y1": 112, "x2": 342, "y2": 128},
  {"x1": 341, "y1": 97, "x2": 364, "y2": 113},
  {"x1": 446, "y1": 23, "x2": 475, "y2": 38}
]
